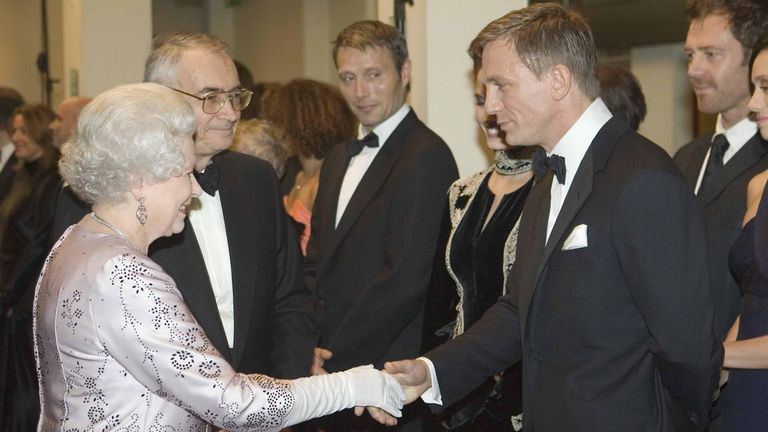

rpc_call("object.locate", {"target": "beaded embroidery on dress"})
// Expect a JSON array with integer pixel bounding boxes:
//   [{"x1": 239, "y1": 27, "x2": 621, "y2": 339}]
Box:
[{"x1": 33, "y1": 225, "x2": 295, "y2": 431}]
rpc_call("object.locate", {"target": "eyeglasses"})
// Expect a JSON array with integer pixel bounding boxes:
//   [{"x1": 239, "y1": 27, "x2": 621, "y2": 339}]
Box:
[{"x1": 171, "y1": 87, "x2": 253, "y2": 114}]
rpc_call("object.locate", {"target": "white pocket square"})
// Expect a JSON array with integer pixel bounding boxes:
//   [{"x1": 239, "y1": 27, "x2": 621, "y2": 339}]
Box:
[{"x1": 562, "y1": 224, "x2": 588, "y2": 250}]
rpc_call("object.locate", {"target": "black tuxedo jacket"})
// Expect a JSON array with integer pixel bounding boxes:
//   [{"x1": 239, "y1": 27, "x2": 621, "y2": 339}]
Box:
[
  {"x1": 674, "y1": 132, "x2": 768, "y2": 339},
  {"x1": 54, "y1": 150, "x2": 316, "y2": 378},
  {"x1": 0, "y1": 153, "x2": 16, "y2": 201},
  {"x1": 305, "y1": 110, "x2": 458, "y2": 373},
  {"x1": 428, "y1": 118, "x2": 722, "y2": 431}
]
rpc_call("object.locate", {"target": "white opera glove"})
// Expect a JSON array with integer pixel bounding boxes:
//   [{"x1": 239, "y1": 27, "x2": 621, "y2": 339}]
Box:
[
  {"x1": 342, "y1": 364, "x2": 405, "y2": 416},
  {"x1": 283, "y1": 365, "x2": 405, "y2": 428}
]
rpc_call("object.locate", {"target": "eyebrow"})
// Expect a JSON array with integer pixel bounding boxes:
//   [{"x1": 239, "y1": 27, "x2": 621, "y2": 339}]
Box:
[{"x1": 198, "y1": 85, "x2": 242, "y2": 94}]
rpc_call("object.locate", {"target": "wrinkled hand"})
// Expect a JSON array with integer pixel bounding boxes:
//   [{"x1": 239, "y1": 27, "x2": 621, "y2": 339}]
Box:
[
  {"x1": 344, "y1": 365, "x2": 404, "y2": 424},
  {"x1": 354, "y1": 406, "x2": 398, "y2": 427},
  {"x1": 312, "y1": 347, "x2": 333, "y2": 375},
  {"x1": 384, "y1": 359, "x2": 432, "y2": 404}
]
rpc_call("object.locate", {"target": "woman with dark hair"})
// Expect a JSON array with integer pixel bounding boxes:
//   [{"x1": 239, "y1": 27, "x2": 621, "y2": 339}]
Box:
[
  {"x1": 597, "y1": 64, "x2": 647, "y2": 131},
  {"x1": 0, "y1": 103, "x2": 57, "y2": 432},
  {"x1": 261, "y1": 79, "x2": 357, "y2": 255},
  {"x1": 720, "y1": 33, "x2": 768, "y2": 431}
]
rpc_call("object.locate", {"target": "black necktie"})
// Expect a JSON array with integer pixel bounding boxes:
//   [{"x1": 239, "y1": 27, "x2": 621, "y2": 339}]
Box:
[
  {"x1": 532, "y1": 147, "x2": 566, "y2": 185},
  {"x1": 699, "y1": 134, "x2": 729, "y2": 193},
  {"x1": 194, "y1": 162, "x2": 220, "y2": 196},
  {"x1": 347, "y1": 132, "x2": 379, "y2": 157}
]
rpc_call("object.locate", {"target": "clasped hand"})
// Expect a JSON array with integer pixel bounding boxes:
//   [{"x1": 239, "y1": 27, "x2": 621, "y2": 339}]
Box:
[{"x1": 354, "y1": 359, "x2": 434, "y2": 426}]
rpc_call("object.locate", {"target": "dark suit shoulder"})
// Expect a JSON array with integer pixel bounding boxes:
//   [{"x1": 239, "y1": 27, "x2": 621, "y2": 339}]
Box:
[
  {"x1": 674, "y1": 134, "x2": 711, "y2": 159},
  {"x1": 607, "y1": 128, "x2": 682, "y2": 179},
  {"x1": 215, "y1": 150, "x2": 277, "y2": 179}
]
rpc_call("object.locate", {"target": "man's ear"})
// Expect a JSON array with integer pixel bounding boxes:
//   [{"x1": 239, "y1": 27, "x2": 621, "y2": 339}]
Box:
[
  {"x1": 549, "y1": 64, "x2": 572, "y2": 101},
  {"x1": 400, "y1": 58, "x2": 412, "y2": 88}
]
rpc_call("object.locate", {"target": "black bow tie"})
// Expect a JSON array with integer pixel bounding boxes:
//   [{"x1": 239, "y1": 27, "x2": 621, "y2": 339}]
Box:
[
  {"x1": 347, "y1": 133, "x2": 379, "y2": 157},
  {"x1": 194, "y1": 162, "x2": 220, "y2": 196},
  {"x1": 532, "y1": 148, "x2": 566, "y2": 185},
  {"x1": 709, "y1": 134, "x2": 730, "y2": 166}
]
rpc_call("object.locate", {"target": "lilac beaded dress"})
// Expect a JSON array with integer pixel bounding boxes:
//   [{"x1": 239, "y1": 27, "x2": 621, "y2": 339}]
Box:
[{"x1": 33, "y1": 225, "x2": 297, "y2": 431}]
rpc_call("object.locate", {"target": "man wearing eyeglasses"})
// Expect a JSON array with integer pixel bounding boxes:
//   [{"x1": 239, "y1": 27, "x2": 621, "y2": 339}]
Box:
[{"x1": 54, "y1": 32, "x2": 317, "y2": 380}]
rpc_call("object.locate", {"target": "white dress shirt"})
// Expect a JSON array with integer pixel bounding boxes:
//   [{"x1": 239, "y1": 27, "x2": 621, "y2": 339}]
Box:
[
  {"x1": 335, "y1": 104, "x2": 411, "y2": 228},
  {"x1": 545, "y1": 98, "x2": 612, "y2": 242},
  {"x1": 693, "y1": 115, "x2": 758, "y2": 195},
  {"x1": 420, "y1": 98, "x2": 613, "y2": 405},
  {"x1": 188, "y1": 188, "x2": 235, "y2": 348},
  {"x1": 0, "y1": 137, "x2": 13, "y2": 171}
]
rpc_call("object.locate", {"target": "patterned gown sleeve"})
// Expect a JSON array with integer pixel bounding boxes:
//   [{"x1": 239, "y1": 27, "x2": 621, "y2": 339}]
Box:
[{"x1": 91, "y1": 252, "x2": 296, "y2": 431}]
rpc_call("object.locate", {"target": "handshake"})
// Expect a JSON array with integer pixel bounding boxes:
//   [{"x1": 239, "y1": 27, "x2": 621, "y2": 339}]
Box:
[{"x1": 313, "y1": 348, "x2": 434, "y2": 427}]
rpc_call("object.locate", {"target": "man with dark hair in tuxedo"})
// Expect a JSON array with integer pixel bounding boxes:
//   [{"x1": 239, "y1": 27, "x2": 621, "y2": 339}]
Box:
[
  {"x1": 675, "y1": 1, "x2": 768, "y2": 429},
  {"x1": 677, "y1": 0, "x2": 768, "y2": 340},
  {"x1": 386, "y1": 4, "x2": 722, "y2": 431}
]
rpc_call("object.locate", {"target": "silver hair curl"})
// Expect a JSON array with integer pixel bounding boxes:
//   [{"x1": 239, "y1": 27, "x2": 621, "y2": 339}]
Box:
[{"x1": 60, "y1": 83, "x2": 196, "y2": 205}]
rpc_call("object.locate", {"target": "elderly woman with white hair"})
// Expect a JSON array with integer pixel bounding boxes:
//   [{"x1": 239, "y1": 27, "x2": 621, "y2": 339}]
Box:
[{"x1": 33, "y1": 83, "x2": 403, "y2": 431}]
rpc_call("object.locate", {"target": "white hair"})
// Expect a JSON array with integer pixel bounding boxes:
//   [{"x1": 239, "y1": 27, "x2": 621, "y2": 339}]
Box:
[{"x1": 60, "y1": 83, "x2": 196, "y2": 204}]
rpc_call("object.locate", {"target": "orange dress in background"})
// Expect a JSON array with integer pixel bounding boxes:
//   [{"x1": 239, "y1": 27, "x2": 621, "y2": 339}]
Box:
[{"x1": 284, "y1": 196, "x2": 312, "y2": 256}]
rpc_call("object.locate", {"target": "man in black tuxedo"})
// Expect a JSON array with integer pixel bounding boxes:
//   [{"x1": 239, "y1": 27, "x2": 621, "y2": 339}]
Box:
[
  {"x1": 676, "y1": 0, "x2": 768, "y2": 342},
  {"x1": 54, "y1": 33, "x2": 317, "y2": 379},
  {"x1": 386, "y1": 4, "x2": 722, "y2": 431},
  {"x1": 305, "y1": 20, "x2": 458, "y2": 431},
  {"x1": 0, "y1": 87, "x2": 24, "y2": 201}
]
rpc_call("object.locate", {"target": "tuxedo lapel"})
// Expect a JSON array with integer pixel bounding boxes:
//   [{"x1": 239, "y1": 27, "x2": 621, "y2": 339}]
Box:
[
  {"x1": 322, "y1": 111, "x2": 417, "y2": 267},
  {"x1": 217, "y1": 154, "x2": 257, "y2": 364},
  {"x1": 698, "y1": 133, "x2": 768, "y2": 207},
  {"x1": 519, "y1": 118, "x2": 623, "y2": 325},
  {"x1": 316, "y1": 146, "x2": 351, "y2": 272},
  {"x1": 681, "y1": 137, "x2": 710, "y2": 188},
  {"x1": 516, "y1": 172, "x2": 553, "y2": 326},
  {"x1": 152, "y1": 221, "x2": 232, "y2": 362},
  {"x1": 541, "y1": 151, "x2": 594, "y2": 263}
]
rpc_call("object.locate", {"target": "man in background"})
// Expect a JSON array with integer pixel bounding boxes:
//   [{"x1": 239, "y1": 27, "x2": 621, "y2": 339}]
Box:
[
  {"x1": 0, "y1": 87, "x2": 24, "y2": 200},
  {"x1": 675, "y1": 1, "x2": 768, "y2": 428},
  {"x1": 49, "y1": 96, "x2": 92, "y2": 148},
  {"x1": 305, "y1": 20, "x2": 458, "y2": 431},
  {"x1": 677, "y1": 0, "x2": 768, "y2": 340}
]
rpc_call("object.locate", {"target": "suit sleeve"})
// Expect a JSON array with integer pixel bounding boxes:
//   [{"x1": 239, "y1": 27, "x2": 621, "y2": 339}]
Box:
[
  {"x1": 268, "y1": 169, "x2": 319, "y2": 379},
  {"x1": 426, "y1": 294, "x2": 523, "y2": 408},
  {"x1": 325, "y1": 143, "x2": 458, "y2": 369},
  {"x1": 612, "y1": 171, "x2": 722, "y2": 428}
]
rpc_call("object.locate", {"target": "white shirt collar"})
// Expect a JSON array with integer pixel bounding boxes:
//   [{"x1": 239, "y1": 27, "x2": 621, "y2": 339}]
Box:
[
  {"x1": 549, "y1": 98, "x2": 613, "y2": 187},
  {"x1": 359, "y1": 103, "x2": 411, "y2": 147},
  {"x1": 545, "y1": 98, "x2": 612, "y2": 243},
  {"x1": 715, "y1": 115, "x2": 758, "y2": 163},
  {"x1": 0, "y1": 136, "x2": 13, "y2": 170}
]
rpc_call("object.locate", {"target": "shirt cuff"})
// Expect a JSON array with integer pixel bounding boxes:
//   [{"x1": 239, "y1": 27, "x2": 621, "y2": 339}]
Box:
[{"x1": 418, "y1": 356, "x2": 443, "y2": 405}]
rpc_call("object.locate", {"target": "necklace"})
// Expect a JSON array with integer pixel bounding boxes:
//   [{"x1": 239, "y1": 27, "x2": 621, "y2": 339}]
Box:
[
  {"x1": 90, "y1": 212, "x2": 139, "y2": 250},
  {"x1": 494, "y1": 149, "x2": 534, "y2": 176}
]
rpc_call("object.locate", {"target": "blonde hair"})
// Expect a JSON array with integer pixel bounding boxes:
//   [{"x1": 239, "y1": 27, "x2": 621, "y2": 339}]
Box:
[{"x1": 232, "y1": 119, "x2": 290, "y2": 177}]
